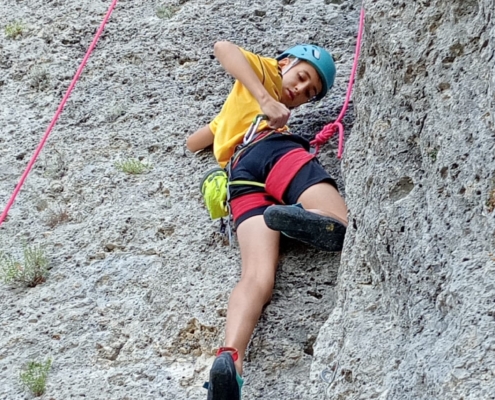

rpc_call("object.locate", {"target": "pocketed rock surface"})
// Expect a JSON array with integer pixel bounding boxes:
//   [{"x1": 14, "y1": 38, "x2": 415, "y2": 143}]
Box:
[
  {"x1": 3, "y1": 1, "x2": 493, "y2": 399},
  {"x1": 309, "y1": 1, "x2": 495, "y2": 399},
  {"x1": 0, "y1": 0, "x2": 359, "y2": 399}
]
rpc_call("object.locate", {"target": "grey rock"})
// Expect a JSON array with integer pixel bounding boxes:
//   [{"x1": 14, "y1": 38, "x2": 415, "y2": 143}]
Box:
[{"x1": 309, "y1": 0, "x2": 495, "y2": 399}]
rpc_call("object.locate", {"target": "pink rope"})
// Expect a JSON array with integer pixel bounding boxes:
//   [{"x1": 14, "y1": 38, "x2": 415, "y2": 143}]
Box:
[
  {"x1": 0, "y1": 0, "x2": 118, "y2": 227},
  {"x1": 311, "y1": 7, "x2": 366, "y2": 158}
]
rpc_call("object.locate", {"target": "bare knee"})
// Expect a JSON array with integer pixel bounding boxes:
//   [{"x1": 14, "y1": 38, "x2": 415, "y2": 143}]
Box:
[{"x1": 239, "y1": 274, "x2": 275, "y2": 305}]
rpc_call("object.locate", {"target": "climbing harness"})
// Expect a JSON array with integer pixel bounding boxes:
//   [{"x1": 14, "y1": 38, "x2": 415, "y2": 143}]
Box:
[
  {"x1": 0, "y1": 0, "x2": 119, "y2": 226},
  {"x1": 311, "y1": 7, "x2": 365, "y2": 158},
  {"x1": 200, "y1": 115, "x2": 277, "y2": 244},
  {"x1": 200, "y1": 115, "x2": 270, "y2": 221}
]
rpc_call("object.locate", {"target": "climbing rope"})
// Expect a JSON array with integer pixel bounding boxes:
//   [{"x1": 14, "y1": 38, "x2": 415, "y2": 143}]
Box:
[
  {"x1": 311, "y1": 6, "x2": 366, "y2": 158},
  {"x1": 0, "y1": 0, "x2": 119, "y2": 227}
]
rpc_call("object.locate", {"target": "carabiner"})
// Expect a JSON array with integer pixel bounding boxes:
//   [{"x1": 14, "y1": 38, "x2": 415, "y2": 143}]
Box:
[{"x1": 243, "y1": 114, "x2": 267, "y2": 145}]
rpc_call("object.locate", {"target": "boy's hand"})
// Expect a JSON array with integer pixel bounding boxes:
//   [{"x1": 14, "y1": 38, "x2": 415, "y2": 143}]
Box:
[{"x1": 260, "y1": 97, "x2": 290, "y2": 129}]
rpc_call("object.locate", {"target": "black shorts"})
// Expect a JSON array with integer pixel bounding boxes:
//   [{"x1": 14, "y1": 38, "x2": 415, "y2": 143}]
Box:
[{"x1": 229, "y1": 133, "x2": 337, "y2": 227}]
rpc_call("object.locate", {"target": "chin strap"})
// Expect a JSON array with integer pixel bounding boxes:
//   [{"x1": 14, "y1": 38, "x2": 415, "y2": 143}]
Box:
[{"x1": 281, "y1": 58, "x2": 300, "y2": 76}]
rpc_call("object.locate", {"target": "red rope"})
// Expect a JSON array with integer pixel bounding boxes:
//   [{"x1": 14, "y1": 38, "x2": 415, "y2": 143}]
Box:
[
  {"x1": 0, "y1": 0, "x2": 118, "y2": 227},
  {"x1": 311, "y1": 7, "x2": 366, "y2": 158}
]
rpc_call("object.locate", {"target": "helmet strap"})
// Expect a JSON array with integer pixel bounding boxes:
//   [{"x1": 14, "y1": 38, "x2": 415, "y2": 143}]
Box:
[{"x1": 281, "y1": 58, "x2": 300, "y2": 76}]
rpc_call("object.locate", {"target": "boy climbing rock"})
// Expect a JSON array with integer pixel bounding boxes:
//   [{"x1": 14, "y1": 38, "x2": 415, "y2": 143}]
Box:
[{"x1": 187, "y1": 41, "x2": 347, "y2": 399}]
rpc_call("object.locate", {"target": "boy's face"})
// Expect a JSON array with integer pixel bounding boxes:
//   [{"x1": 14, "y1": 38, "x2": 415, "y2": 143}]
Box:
[{"x1": 279, "y1": 58, "x2": 323, "y2": 108}]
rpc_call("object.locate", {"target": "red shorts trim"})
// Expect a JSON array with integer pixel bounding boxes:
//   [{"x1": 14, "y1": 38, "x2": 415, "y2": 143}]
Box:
[
  {"x1": 265, "y1": 148, "x2": 315, "y2": 203},
  {"x1": 230, "y1": 193, "x2": 275, "y2": 225}
]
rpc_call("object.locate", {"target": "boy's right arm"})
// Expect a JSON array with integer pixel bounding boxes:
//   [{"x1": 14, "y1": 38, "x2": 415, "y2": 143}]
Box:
[
  {"x1": 214, "y1": 41, "x2": 290, "y2": 129},
  {"x1": 186, "y1": 125, "x2": 214, "y2": 153}
]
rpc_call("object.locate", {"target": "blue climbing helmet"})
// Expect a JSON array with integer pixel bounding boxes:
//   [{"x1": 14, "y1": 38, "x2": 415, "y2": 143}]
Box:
[{"x1": 277, "y1": 44, "x2": 336, "y2": 101}]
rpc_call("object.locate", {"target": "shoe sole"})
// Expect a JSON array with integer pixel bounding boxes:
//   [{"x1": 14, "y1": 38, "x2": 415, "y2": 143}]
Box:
[
  {"x1": 264, "y1": 206, "x2": 346, "y2": 252},
  {"x1": 207, "y1": 353, "x2": 239, "y2": 400}
]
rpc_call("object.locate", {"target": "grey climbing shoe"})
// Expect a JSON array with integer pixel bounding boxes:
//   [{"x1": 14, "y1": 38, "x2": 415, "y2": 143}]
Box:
[
  {"x1": 206, "y1": 351, "x2": 242, "y2": 400},
  {"x1": 264, "y1": 205, "x2": 346, "y2": 252}
]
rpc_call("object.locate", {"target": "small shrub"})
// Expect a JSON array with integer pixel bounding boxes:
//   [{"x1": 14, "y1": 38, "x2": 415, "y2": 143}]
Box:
[
  {"x1": 43, "y1": 149, "x2": 67, "y2": 180},
  {"x1": 5, "y1": 21, "x2": 24, "y2": 39},
  {"x1": 156, "y1": 5, "x2": 178, "y2": 19},
  {"x1": 29, "y1": 67, "x2": 50, "y2": 91},
  {"x1": 20, "y1": 359, "x2": 52, "y2": 397},
  {"x1": 428, "y1": 148, "x2": 438, "y2": 162},
  {"x1": 0, "y1": 245, "x2": 49, "y2": 287},
  {"x1": 45, "y1": 205, "x2": 70, "y2": 228},
  {"x1": 105, "y1": 105, "x2": 126, "y2": 122},
  {"x1": 487, "y1": 188, "x2": 495, "y2": 213},
  {"x1": 115, "y1": 158, "x2": 152, "y2": 174}
]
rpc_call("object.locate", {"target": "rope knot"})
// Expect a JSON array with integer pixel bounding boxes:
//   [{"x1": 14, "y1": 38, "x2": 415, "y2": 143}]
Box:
[{"x1": 310, "y1": 122, "x2": 342, "y2": 154}]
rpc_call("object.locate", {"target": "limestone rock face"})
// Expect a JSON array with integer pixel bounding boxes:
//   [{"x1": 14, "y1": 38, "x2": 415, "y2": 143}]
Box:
[
  {"x1": 0, "y1": 1, "x2": 359, "y2": 399},
  {"x1": 310, "y1": 1, "x2": 495, "y2": 398}
]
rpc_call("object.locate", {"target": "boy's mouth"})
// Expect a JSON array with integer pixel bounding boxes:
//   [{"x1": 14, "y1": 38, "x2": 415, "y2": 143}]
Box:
[{"x1": 287, "y1": 89, "x2": 294, "y2": 101}]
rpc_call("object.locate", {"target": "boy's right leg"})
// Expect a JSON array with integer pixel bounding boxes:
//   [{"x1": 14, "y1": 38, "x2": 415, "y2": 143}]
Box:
[
  {"x1": 207, "y1": 215, "x2": 279, "y2": 399},
  {"x1": 225, "y1": 215, "x2": 280, "y2": 374}
]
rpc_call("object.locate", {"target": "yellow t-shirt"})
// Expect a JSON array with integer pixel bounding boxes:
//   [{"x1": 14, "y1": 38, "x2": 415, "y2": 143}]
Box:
[{"x1": 209, "y1": 47, "x2": 286, "y2": 167}]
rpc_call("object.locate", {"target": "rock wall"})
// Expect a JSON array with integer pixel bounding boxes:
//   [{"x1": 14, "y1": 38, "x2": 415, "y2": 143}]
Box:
[
  {"x1": 3, "y1": 0, "x2": 492, "y2": 399},
  {"x1": 0, "y1": 0, "x2": 360, "y2": 399},
  {"x1": 310, "y1": 1, "x2": 495, "y2": 399}
]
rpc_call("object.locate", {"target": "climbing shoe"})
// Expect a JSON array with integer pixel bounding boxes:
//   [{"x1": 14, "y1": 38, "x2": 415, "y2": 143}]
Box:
[
  {"x1": 200, "y1": 167, "x2": 229, "y2": 220},
  {"x1": 263, "y1": 204, "x2": 346, "y2": 252},
  {"x1": 206, "y1": 348, "x2": 243, "y2": 400}
]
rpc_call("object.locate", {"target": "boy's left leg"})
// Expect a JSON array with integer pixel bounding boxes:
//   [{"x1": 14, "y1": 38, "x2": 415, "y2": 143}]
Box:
[
  {"x1": 263, "y1": 156, "x2": 348, "y2": 251},
  {"x1": 296, "y1": 182, "x2": 347, "y2": 225}
]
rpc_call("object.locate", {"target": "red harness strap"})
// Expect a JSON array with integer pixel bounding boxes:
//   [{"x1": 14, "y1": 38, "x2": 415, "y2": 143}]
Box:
[
  {"x1": 230, "y1": 192, "x2": 274, "y2": 223},
  {"x1": 265, "y1": 148, "x2": 315, "y2": 203}
]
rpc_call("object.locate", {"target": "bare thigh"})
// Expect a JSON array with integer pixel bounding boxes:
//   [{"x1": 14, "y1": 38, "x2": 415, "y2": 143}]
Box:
[
  {"x1": 237, "y1": 215, "x2": 280, "y2": 287},
  {"x1": 297, "y1": 182, "x2": 348, "y2": 226}
]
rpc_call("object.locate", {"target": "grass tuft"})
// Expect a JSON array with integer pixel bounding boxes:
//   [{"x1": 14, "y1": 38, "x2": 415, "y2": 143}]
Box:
[
  {"x1": 5, "y1": 21, "x2": 24, "y2": 39},
  {"x1": 0, "y1": 245, "x2": 49, "y2": 287},
  {"x1": 156, "y1": 5, "x2": 178, "y2": 19},
  {"x1": 45, "y1": 205, "x2": 70, "y2": 228},
  {"x1": 20, "y1": 359, "x2": 52, "y2": 397},
  {"x1": 487, "y1": 188, "x2": 495, "y2": 213},
  {"x1": 428, "y1": 148, "x2": 438, "y2": 162},
  {"x1": 115, "y1": 158, "x2": 152, "y2": 175},
  {"x1": 29, "y1": 67, "x2": 50, "y2": 91}
]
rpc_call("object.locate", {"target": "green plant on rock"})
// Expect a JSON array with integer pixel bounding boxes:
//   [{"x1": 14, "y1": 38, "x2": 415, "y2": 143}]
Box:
[
  {"x1": 5, "y1": 21, "x2": 24, "y2": 39},
  {"x1": 20, "y1": 359, "x2": 52, "y2": 397},
  {"x1": 156, "y1": 5, "x2": 178, "y2": 19},
  {"x1": 0, "y1": 244, "x2": 49, "y2": 287},
  {"x1": 115, "y1": 158, "x2": 152, "y2": 174},
  {"x1": 45, "y1": 204, "x2": 70, "y2": 228},
  {"x1": 29, "y1": 67, "x2": 50, "y2": 91},
  {"x1": 428, "y1": 148, "x2": 438, "y2": 162},
  {"x1": 487, "y1": 188, "x2": 495, "y2": 213}
]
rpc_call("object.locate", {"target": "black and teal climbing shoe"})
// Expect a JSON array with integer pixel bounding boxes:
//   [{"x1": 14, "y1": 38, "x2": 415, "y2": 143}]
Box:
[
  {"x1": 263, "y1": 204, "x2": 346, "y2": 252},
  {"x1": 206, "y1": 348, "x2": 243, "y2": 400}
]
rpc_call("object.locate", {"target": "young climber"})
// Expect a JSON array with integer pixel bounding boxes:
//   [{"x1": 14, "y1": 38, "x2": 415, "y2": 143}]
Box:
[{"x1": 187, "y1": 41, "x2": 348, "y2": 400}]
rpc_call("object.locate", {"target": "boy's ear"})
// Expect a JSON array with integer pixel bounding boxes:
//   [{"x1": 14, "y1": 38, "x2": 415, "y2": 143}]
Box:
[{"x1": 278, "y1": 57, "x2": 291, "y2": 68}]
